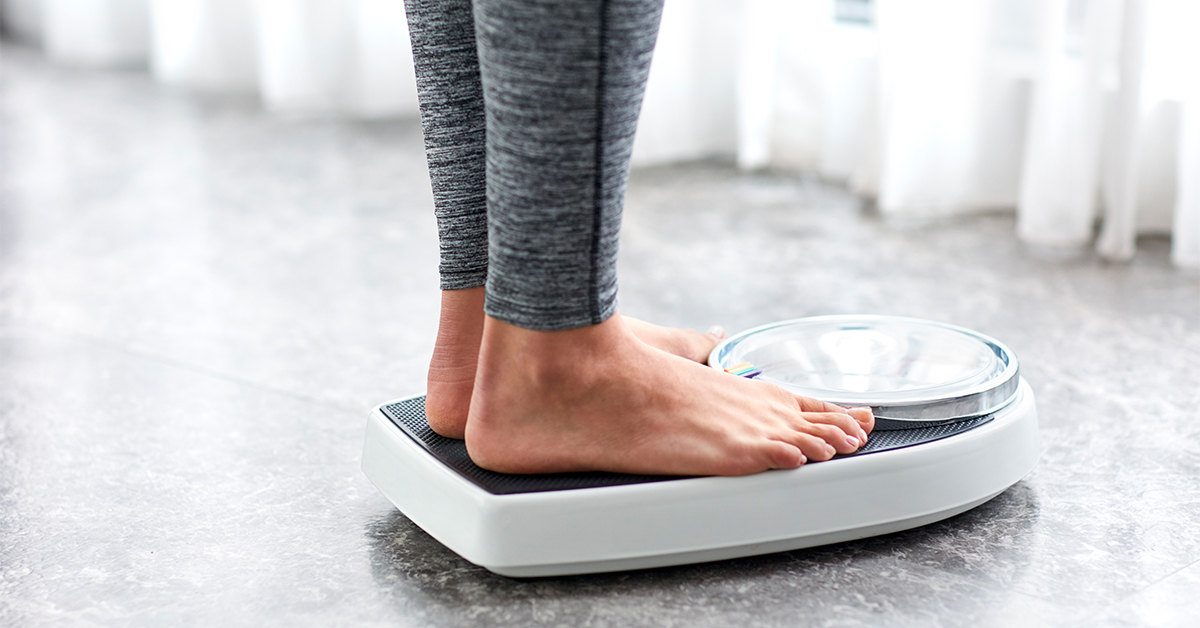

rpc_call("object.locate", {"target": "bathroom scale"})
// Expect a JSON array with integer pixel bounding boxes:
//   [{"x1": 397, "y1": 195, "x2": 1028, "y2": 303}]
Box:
[{"x1": 362, "y1": 315, "x2": 1039, "y2": 577}]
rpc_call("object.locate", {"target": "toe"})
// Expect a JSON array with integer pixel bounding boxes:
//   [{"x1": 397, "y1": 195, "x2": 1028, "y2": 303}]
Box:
[
  {"x1": 784, "y1": 419, "x2": 861, "y2": 456},
  {"x1": 848, "y1": 406, "x2": 875, "y2": 435},
  {"x1": 794, "y1": 394, "x2": 852, "y2": 414},
  {"x1": 788, "y1": 432, "x2": 839, "y2": 461},
  {"x1": 762, "y1": 440, "x2": 806, "y2": 469},
  {"x1": 803, "y1": 411, "x2": 869, "y2": 444},
  {"x1": 813, "y1": 422, "x2": 862, "y2": 454}
]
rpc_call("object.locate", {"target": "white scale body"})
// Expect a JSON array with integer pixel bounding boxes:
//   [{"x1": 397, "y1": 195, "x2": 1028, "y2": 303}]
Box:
[{"x1": 362, "y1": 316, "x2": 1040, "y2": 577}]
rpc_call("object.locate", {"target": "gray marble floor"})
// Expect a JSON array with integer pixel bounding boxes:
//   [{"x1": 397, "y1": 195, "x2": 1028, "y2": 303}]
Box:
[{"x1": 2, "y1": 44, "x2": 1198, "y2": 628}]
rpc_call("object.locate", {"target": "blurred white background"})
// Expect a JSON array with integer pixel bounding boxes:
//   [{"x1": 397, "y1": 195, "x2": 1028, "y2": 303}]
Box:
[{"x1": 1, "y1": 0, "x2": 1196, "y2": 267}]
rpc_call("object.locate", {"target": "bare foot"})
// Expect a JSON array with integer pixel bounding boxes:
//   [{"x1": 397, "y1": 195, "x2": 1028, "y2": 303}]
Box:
[
  {"x1": 425, "y1": 287, "x2": 486, "y2": 439},
  {"x1": 465, "y1": 313, "x2": 874, "y2": 476},
  {"x1": 425, "y1": 290, "x2": 728, "y2": 438},
  {"x1": 623, "y1": 316, "x2": 726, "y2": 364}
]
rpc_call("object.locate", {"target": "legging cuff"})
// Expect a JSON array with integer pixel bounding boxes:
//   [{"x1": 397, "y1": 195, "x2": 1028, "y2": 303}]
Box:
[
  {"x1": 484, "y1": 293, "x2": 617, "y2": 331},
  {"x1": 438, "y1": 267, "x2": 488, "y2": 291}
]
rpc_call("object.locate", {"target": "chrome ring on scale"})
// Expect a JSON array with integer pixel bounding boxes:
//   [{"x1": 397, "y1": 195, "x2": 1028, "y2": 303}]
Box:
[
  {"x1": 362, "y1": 315, "x2": 1040, "y2": 577},
  {"x1": 710, "y1": 315, "x2": 1022, "y2": 427}
]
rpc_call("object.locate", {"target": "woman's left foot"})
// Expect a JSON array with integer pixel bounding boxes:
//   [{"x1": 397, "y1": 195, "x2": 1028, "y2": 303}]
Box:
[{"x1": 424, "y1": 290, "x2": 727, "y2": 439}]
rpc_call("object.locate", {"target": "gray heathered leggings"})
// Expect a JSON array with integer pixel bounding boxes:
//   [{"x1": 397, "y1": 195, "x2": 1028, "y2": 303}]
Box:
[{"x1": 404, "y1": 0, "x2": 664, "y2": 331}]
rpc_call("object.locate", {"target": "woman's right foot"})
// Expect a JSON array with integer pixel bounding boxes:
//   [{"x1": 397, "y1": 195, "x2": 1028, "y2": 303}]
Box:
[
  {"x1": 425, "y1": 287, "x2": 486, "y2": 439},
  {"x1": 465, "y1": 314, "x2": 873, "y2": 476},
  {"x1": 622, "y1": 316, "x2": 726, "y2": 363}
]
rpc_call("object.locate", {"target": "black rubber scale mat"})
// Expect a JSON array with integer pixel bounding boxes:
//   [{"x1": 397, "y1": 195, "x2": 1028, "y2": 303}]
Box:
[{"x1": 380, "y1": 397, "x2": 994, "y2": 495}]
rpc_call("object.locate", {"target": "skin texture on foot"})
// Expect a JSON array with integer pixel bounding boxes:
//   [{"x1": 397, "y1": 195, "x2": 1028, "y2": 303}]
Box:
[
  {"x1": 622, "y1": 316, "x2": 726, "y2": 363},
  {"x1": 465, "y1": 314, "x2": 874, "y2": 476},
  {"x1": 425, "y1": 287, "x2": 487, "y2": 439},
  {"x1": 425, "y1": 289, "x2": 729, "y2": 438}
]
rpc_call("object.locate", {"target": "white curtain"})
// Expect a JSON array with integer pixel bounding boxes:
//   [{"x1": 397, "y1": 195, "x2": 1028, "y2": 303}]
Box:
[
  {"x1": 2, "y1": 0, "x2": 733, "y2": 148},
  {"x1": 253, "y1": 0, "x2": 417, "y2": 115},
  {"x1": 149, "y1": 0, "x2": 258, "y2": 93},
  {"x1": 5, "y1": 0, "x2": 1196, "y2": 267},
  {"x1": 148, "y1": 0, "x2": 419, "y2": 115},
  {"x1": 739, "y1": 0, "x2": 1198, "y2": 266},
  {"x1": 631, "y1": 0, "x2": 739, "y2": 166},
  {"x1": 42, "y1": 0, "x2": 149, "y2": 66},
  {"x1": 1177, "y1": 91, "x2": 1200, "y2": 267}
]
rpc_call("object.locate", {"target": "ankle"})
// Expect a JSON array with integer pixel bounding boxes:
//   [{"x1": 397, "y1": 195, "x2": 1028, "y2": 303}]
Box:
[
  {"x1": 436, "y1": 286, "x2": 485, "y2": 330},
  {"x1": 429, "y1": 287, "x2": 484, "y2": 360},
  {"x1": 478, "y1": 315, "x2": 630, "y2": 381}
]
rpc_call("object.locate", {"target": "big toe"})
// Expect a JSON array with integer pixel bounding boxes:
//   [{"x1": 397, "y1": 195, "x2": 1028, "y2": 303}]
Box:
[{"x1": 847, "y1": 406, "x2": 875, "y2": 435}]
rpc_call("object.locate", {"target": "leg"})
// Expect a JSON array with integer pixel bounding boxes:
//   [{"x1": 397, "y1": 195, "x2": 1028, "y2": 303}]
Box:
[
  {"x1": 407, "y1": 0, "x2": 730, "y2": 437},
  {"x1": 405, "y1": 0, "x2": 488, "y2": 438},
  {"x1": 465, "y1": 0, "x2": 873, "y2": 475}
]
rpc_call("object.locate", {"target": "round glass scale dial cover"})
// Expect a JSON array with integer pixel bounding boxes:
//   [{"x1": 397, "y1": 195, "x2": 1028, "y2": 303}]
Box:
[{"x1": 709, "y1": 315, "x2": 1020, "y2": 423}]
